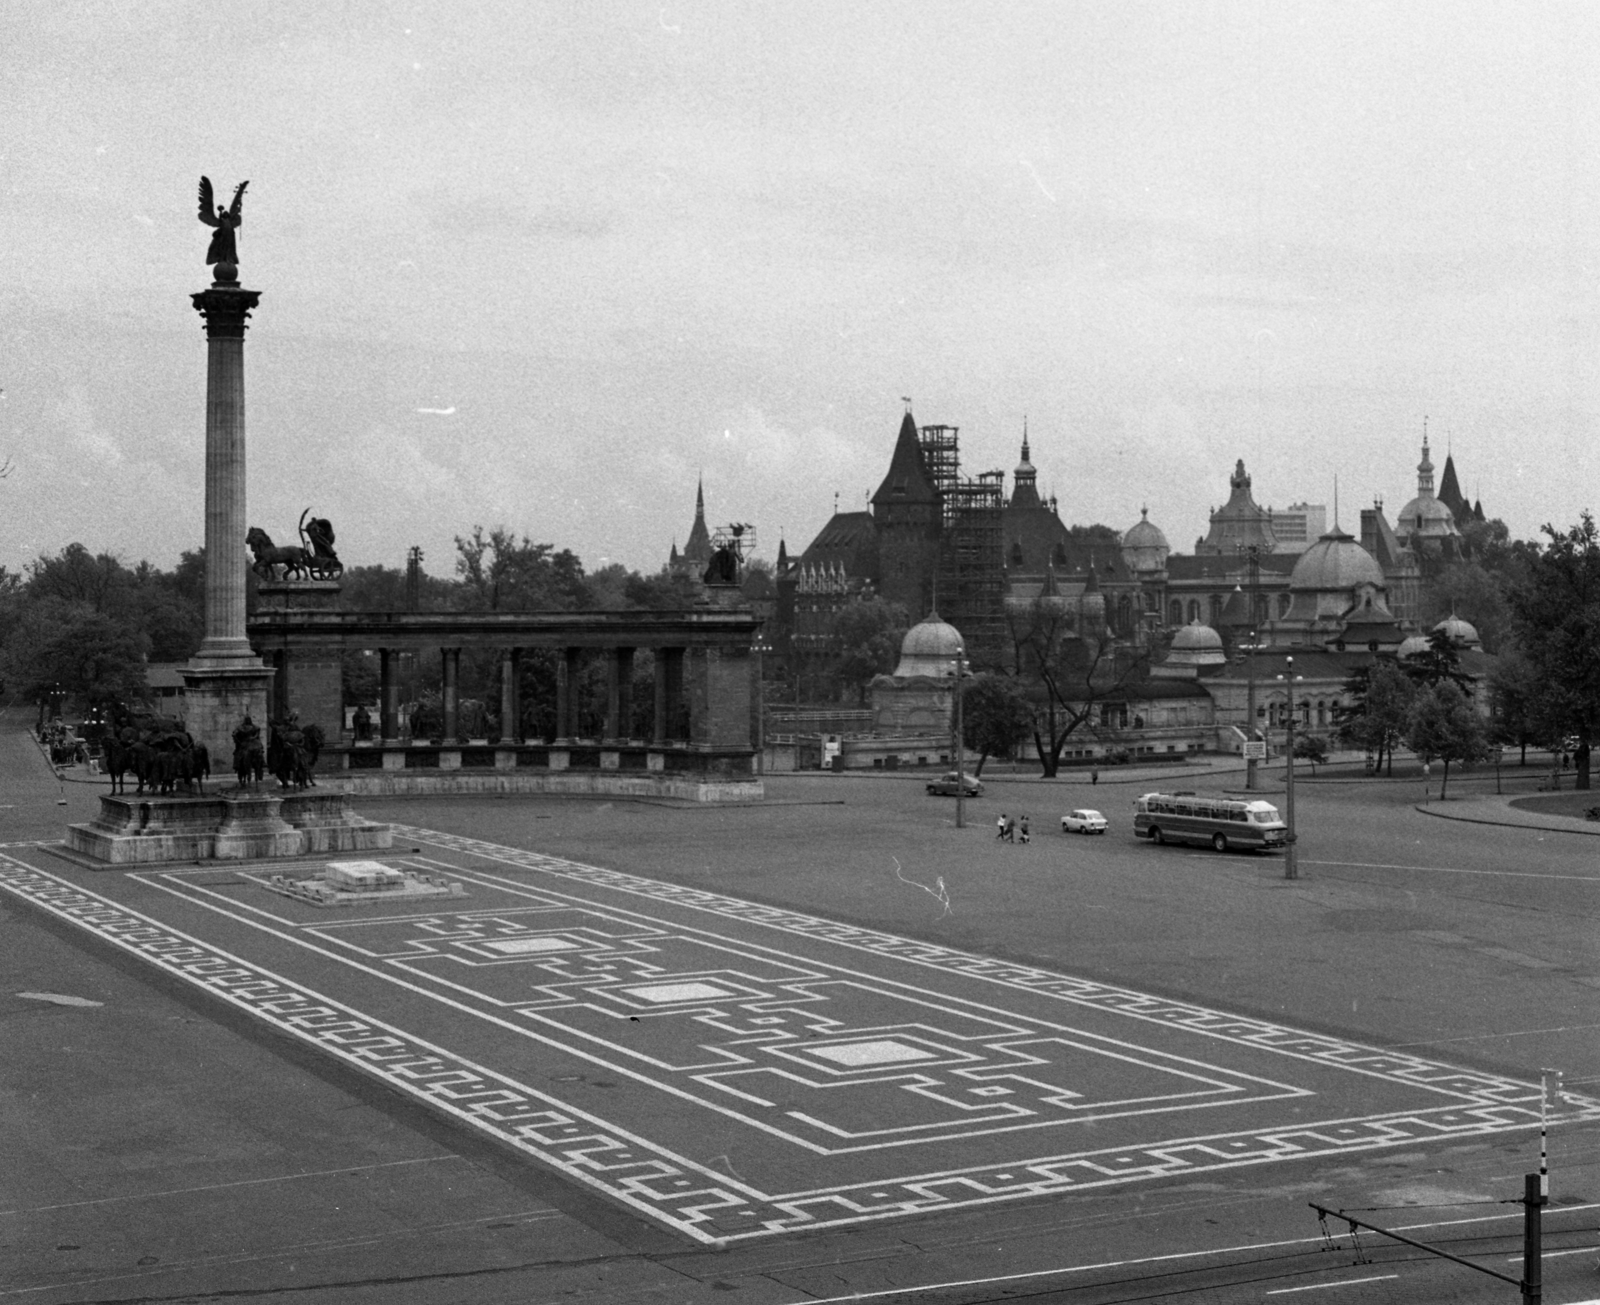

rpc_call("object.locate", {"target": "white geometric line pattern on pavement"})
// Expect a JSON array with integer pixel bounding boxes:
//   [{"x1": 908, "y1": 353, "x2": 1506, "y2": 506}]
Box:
[
  {"x1": 390, "y1": 826, "x2": 1585, "y2": 1103},
  {"x1": 5, "y1": 842, "x2": 1597, "y2": 1246}
]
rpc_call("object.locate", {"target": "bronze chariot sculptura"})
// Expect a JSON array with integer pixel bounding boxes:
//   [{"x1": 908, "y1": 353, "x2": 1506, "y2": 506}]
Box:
[{"x1": 246, "y1": 509, "x2": 343, "y2": 582}]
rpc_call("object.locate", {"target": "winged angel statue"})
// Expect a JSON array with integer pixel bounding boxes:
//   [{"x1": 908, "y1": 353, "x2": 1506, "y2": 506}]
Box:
[{"x1": 197, "y1": 176, "x2": 249, "y2": 271}]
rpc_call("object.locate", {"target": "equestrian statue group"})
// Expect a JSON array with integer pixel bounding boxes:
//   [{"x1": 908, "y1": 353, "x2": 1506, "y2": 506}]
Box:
[
  {"x1": 247, "y1": 509, "x2": 343, "y2": 582},
  {"x1": 102, "y1": 706, "x2": 211, "y2": 797},
  {"x1": 232, "y1": 713, "x2": 325, "y2": 794}
]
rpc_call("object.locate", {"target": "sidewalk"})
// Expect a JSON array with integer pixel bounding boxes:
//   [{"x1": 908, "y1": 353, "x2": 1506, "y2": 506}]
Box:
[{"x1": 1413, "y1": 790, "x2": 1600, "y2": 836}]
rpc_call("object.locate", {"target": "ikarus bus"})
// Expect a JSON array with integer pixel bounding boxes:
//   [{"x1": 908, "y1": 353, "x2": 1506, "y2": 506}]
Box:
[{"x1": 1133, "y1": 791, "x2": 1288, "y2": 852}]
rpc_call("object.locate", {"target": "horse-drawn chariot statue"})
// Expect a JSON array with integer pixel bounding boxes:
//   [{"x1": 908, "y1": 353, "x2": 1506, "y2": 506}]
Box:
[{"x1": 246, "y1": 509, "x2": 343, "y2": 582}]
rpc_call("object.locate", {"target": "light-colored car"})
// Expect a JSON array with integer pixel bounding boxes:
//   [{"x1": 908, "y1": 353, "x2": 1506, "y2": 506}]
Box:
[
  {"x1": 1061, "y1": 808, "x2": 1108, "y2": 834},
  {"x1": 926, "y1": 771, "x2": 984, "y2": 797}
]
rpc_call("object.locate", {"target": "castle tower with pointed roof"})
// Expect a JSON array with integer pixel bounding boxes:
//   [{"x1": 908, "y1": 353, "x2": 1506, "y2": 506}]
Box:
[
  {"x1": 1195, "y1": 460, "x2": 1279, "y2": 555},
  {"x1": 669, "y1": 478, "x2": 715, "y2": 578},
  {"x1": 870, "y1": 409, "x2": 942, "y2": 615}
]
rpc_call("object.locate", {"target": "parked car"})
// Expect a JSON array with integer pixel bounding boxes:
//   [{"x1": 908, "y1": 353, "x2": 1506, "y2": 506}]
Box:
[
  {"x1": 1060, "y1": 808, "x2": 1108, "y2": 834},
  {"x1": 926, "y1": 771, "x2": 983, "y2": 797}
]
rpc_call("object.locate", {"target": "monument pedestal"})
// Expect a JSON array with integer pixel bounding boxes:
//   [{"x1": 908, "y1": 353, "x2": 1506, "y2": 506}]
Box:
[
  {"x1": 67, "y1": 792, "x2": 391, "y2": 866},
  {"x1": 182, "y1": 661, "x2": 272, "y2": 772}
]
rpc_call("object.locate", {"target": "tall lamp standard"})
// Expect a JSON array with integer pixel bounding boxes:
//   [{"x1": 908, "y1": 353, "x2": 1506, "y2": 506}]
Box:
[
  {"x1": 1277, "y1": 655, "x2": 1303, "y2": 880},
  {"x1": 1234, "y1": 544, "x2": 1262, "y2": 791},
  {"x1": 952, "y1": 641, "x2": 968, "y2": 829}
]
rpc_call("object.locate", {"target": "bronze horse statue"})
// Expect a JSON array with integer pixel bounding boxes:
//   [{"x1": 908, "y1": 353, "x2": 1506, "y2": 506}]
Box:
[{"x1": 246, "y1": 527, "x2": 310, "y2": 581}]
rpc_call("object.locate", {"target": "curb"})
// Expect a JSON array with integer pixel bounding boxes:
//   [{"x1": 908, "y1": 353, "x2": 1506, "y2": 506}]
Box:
[{"x1": 1412, "y1": 802, "x2": 1600, "y2": 837}]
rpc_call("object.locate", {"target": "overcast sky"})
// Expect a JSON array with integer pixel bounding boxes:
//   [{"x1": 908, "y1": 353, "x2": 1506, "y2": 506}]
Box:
[{"x1": 4, "y1": 1, "x2": 1598, "y2": 579}]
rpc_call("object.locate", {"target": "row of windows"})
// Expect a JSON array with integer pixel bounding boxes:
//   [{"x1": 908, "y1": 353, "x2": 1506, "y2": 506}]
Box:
[{"x1": 1169, "y1": 594, "x2": 1291, "y2": 627}]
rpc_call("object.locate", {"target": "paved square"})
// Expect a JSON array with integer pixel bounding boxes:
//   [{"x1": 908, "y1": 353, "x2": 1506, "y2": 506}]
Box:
[{"x1": 4, "y1": 826, "x2": 1597, "y2": 1246}]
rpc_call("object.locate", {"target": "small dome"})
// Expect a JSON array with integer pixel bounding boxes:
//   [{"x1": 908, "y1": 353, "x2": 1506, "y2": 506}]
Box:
[
  {"x1": 1397, "y1": 634, "x2": 1431, "y2": 659},
  {"x1": 1433, "y1": 614, "x2": 1481, "y2": 647},
  {"x1": 1166, "y1": 619, "x2": 1227, "y2": 668},
  {"x1": 1398, "y1": 494, "x2": 1460, "y2": 536},
  {"x1": 1289, "y1": 528, "x2": 1386, "y2": 592},
  {"x1": 1171, "y1": 620, "x2": 1223, "y2": 651},
  {"x1": 892, "y1": 612, "x2": 965, "y2": 678},
  {"x1": 1122, "y1": 506, "x2": 1171, "y2": 574},
  {"x1": 1123, "y1": 507, "x2": 1169, "y2": 551}
]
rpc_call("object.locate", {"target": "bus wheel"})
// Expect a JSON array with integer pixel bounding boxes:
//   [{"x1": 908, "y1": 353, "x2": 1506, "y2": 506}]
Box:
[
  {"x1": 1150, "y1": 827, "x2": 1164, "y2": 845},
  {"x1": 1212, "y1": 833, "x2": 1228, "y2": 853}
]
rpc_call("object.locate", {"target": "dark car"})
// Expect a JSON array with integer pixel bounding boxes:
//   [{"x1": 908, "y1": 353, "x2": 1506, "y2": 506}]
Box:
[{"x1": 926, "y1": 771, "x2": 983, "y2": 797}]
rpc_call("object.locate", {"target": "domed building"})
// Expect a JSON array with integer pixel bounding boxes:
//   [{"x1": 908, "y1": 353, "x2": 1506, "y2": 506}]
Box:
[
  {"x1": 864, "y1": 613, "x2": 964, "y2": 762},
  {"x1": 1268, "y1": 526, "x2": 1405, "y2": 651}
]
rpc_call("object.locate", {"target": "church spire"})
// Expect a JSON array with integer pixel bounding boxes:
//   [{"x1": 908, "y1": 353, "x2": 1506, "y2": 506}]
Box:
[{"x1": 1416, "y1": 419, "x2": 1435, "y2": 498}]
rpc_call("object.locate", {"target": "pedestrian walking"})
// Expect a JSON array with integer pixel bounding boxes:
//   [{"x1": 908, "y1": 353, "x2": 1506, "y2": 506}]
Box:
[
  {"x1": 996, "y1": 812, "x2": 1008, "y2": 840},
  {"x1": 1090, "y1": 766, "x2": 1099, "y2": 785},
  {"x1": 1019, "y1": 814, "x2": 1031, "y2": 844}
]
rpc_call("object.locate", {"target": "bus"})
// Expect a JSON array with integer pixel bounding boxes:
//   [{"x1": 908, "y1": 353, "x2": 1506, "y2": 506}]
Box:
[{"x1": 1133, "y1": 791, "x2": 1288, "y2": 853}]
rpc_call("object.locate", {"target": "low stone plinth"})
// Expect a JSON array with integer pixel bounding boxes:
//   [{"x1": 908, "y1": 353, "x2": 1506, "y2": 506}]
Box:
[
  {"x1": 66, "y1": 791, "x2": 392, "y2": 866},
  {"x1": 279, "y1": 792, "x2": 393, "y2": 854}
]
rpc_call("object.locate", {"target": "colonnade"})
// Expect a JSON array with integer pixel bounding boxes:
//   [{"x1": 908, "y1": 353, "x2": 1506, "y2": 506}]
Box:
[{"x1": 372, "y1": 645, "x2": 690, "y2": 745}]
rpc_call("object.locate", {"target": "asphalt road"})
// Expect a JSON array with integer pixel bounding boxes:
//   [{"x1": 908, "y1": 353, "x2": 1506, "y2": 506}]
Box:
[{"x1": 4, "y1": 722, "x2": 1600, "y2": 1304}]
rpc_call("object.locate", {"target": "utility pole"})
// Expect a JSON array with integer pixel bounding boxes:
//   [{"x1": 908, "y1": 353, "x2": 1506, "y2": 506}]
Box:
[{"x1": 1280, "y1": 654, "x2": 1300, "y2": 880}]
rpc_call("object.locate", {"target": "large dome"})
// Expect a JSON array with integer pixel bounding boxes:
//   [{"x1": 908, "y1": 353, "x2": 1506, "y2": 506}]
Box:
[
  {"x1": 1289, "y1": 528, "x2": 1385, "y2": 592},
  {"x1": 892, "y1": 612, "x2": 965, "y2": 678}
]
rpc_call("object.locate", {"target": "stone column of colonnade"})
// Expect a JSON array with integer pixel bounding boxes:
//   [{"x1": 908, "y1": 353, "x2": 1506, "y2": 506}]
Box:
[{"x1": 181, "y1": 273, "x2": 273, "y2": 764}]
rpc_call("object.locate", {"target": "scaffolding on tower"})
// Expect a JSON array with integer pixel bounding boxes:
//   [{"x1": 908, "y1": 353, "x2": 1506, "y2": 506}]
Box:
[{"x1": 917, "y1": 424, "x2": 1006, "y2": 667}]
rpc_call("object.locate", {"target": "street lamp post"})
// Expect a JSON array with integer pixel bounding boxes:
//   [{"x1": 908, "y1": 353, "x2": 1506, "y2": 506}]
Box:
[
  {"x1": 953, "y1": 642, "x2": 967, "y2": 829},
  {"x1": 1242, "y1": 545, "x2": 1261, "y2": 790},
  {"x1": 1279, "y1": 655, "x2": 1301, "y2": 880}
]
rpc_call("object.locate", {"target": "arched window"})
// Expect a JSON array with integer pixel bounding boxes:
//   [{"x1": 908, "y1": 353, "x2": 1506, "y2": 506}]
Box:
[
  {"x1": 1210, "y1": 594, "x2": 1224, "y2": 625},
  {"x1": 1010, "y1": 541, "x2": 1024, "y2": 566},
  {"x1": 1186, "y1": 599, "x2": 1200, "y2": 623},
  {"x1": 1169, "y1": 600, "x2": 1183, "y2": 625},
  {"x1": 1316, "y1": 700, "x2": 1327, "y2": 726},
  {"x1": 1118, "y1": 594, "x2": 1133, "y2": 633},
  {"x1": 1278, "y1": 593, "x2": 1292, "y2": 617}
]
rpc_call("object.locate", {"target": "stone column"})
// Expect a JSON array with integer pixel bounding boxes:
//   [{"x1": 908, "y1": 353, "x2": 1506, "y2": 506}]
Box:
[
  {"x1": 617, "y1": 646, "x2": 635, "y2": 741},
  {"x1": 556, "y1": 647, "x2": 578, "y2": 742},
  {"x1": 604, "y1": 648, "x2": 623, "y2": 743},
  {"x1": 503, "y1": 648, "x2": 523, "y2": 743},
  {"x1": 380, "y1": 648, "x2": 399, "y2": 740},
  {"x1": 441, "y1": 647, "x2": 460, "y2": 740},
  {"x1": 181, "y1": 275, "x2": 272, "y2": 764}
]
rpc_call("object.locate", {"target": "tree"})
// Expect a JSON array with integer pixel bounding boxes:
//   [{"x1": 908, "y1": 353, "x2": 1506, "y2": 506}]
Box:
[
  {"x1": 1006, "y1": 599, "x2": 1150, "y2": 777},
  {"x1": 1419, "y1": 559, "x2": 1511, "y2": 653},
  {"x1": 0, "y1": 599, "x2": 149, "y2": 707},
  {"x1": 1506, "y1": 513, "x2": 1600, "y2": 789},
  {"x1": 1406, "y1": 681, "x2": 1490, "y2": 799},
  {"x1": 961, "y1": 675, "x2": 1033, "y2": 775},
  {"x1": 1488, "y1": 648, "x2": 1553, "y2": 765},
  {"x1": 828, "y1": 599, "x2": 908, "y2": 705},
  {"x1": 454, "y1": 526, "x2": 589, "y2": 611},
  {"x1": 1398, "y1": 627, "x2": 1475, "y2": 694},
  {"x1": 1293, "y1": 733, "x2": 1328, "y2": 775},
  {"x1": 1335, "y1": 658, "x2": 1414, "y2": 775}
]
